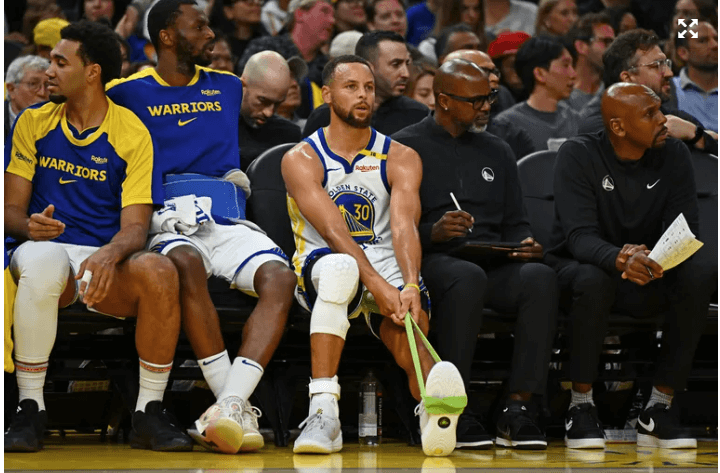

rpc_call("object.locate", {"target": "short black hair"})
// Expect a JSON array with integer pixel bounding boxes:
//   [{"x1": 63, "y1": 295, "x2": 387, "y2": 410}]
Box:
[
  {"x1": 602, "y1": 29, "x2": 659, "y2": 88},
  {"x1": 60, "y1": 20, "x2": 122, "y2": 85},
  {"x1": 365, "y1": 0, "x2": 406, "y2": 24},
  {"x1": 148, "y1": 0, "x2": 197, "y2": 51},
  {"x1": 565, "y1": 12, "x2": 613, "y2": 61},
  {"x1": 322, "y1": 54, "x2": 373, "y2": 85},
  {"x1": 514, "y1": 35, "x2": 567, "y2": 94},
  {"x1": 355, "y1": 30, "x2": 406, "y2": 63},
  {"x1": 434, "y1": 23, "x2": 474, "y2": 60}
]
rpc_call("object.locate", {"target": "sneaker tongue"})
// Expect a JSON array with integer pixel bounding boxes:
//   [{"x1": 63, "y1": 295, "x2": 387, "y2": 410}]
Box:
[
  {"x1": 143, "y1": 400, "x2": 164, "y2": 415},
  {"x1": 18, "y1": 399, "x2": 39, "y2": 413}
]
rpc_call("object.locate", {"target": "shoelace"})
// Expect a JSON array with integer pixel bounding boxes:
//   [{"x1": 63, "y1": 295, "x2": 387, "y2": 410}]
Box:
[
  {"x1": 299, "y1": 412, "x2": 326, "y2": 430},
  {"x1": 414, "y1": 402, "x2": 424, "y2": 417},
  {"x1": 244, "y1": 405, "x2": 263, "y2": 425}
]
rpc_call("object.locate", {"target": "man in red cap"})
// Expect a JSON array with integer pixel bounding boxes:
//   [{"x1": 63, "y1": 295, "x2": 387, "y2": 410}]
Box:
[{"x1": 488, "y1": 31, "x2": 530, "y2": 102}]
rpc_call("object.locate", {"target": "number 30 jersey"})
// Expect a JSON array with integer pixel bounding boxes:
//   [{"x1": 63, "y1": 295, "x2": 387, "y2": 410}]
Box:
[{"x1": 287, "y1": 127, "x2": 394, "y2": 276}]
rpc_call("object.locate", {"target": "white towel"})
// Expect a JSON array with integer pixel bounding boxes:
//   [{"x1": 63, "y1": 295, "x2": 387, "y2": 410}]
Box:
[{"x1": 150, "y1": 195, "x2": 214, "y2": 236}]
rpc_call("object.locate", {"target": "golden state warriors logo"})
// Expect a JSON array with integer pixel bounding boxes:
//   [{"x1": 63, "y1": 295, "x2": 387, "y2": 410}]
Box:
[{"x1": 333, "y1": 191, "x2": 376, "y2": 243}]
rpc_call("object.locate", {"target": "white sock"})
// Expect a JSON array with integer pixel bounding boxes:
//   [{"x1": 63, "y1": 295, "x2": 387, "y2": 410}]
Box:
[
  {"x1": 16, "y1": 360, "x2": 48, "y2": 411},
  {"x1": 136, "y1": 359, "x2": 172, "y2": 412},
  {"x1": 569, "y1": 388, "x2": 594, "y2": 409},
  {"x1": 198, "y1": 350, "x2": 231, "y2": 398},
  {"x1": 218, "y1": 357, "x2": 263, "y2": 403},
  {"x1": 646, "y1": 386, "x2": 673, "y2": 409},
  {"x1": 309, "y1": 392, "x2": 339, "y2": 418}
]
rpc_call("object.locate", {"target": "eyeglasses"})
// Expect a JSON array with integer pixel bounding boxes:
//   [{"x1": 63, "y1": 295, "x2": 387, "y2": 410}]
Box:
[
  {"x1": 628, "y1": 58, "x2": 672, "y2": 72},
  {"x1": 479, "y1": 66, "x2": 501, "y2": 79},
  {"x1": 443, "y1": 90, "x2": 498, "y2": 109},
  {"x1": 18, "y1": 79, "x2": 49, "y2": 92}
]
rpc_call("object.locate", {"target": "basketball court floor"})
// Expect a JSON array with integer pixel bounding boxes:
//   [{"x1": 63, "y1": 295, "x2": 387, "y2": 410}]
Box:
[{"x1": 4, "y1": 435, "x2": 717, "y2": 472}]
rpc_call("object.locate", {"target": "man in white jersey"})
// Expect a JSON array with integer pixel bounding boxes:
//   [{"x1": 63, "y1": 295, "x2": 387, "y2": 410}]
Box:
[{"x1": 282, "y1": 54, "x2": 466, "y2": 457}]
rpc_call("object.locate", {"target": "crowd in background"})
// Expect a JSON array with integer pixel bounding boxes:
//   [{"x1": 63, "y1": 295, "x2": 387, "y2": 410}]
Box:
[{"x1": 4, "y1": 0, "x2": 718, "y2": 154}]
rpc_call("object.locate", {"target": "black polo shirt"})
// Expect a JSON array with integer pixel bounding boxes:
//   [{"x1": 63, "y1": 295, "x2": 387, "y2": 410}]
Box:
[
  {"x1": 239, "y1": 115, "x2": 301, "y2": 172},
  {"x1": 302, "y1": 95, "x2": 429, "y2": 138},
  {"x1": 393, "y1": 116, "x2": 532, "y2": 253},
  {"x1": 548, "y1": 131, "x2": 699, "y2": 273}
]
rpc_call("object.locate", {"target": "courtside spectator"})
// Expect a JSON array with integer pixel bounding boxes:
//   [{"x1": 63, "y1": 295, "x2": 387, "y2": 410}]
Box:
[
  {"x1": 672, "y1": 20, "x2": 718, "y2": 132},
  {"x1": 366, "y1": 0, "x2": 407, "y2": 38},
  {"x1": 488, "y1": 31, "x2": 530, "y2": 102},
  {"x1": 4, "y1": 55, "x2": 50, "y2": 138},
  {"x1": 564, "y1": 12, "x2": 615, "y2": 111},
  {"x1": 333, "y1": 0, "x2": 367, "y2": 34},
  {"x1": 495, "y1": 35, "x2": 579, "y2": 151},
  {"x1": 33, "y1": 17, "x2": 70, "y2": 58},
  {"x1": 406, "y1": 0, "x2": 441, "y2": 46},
  {"x1": 535, "y1": 0, "x2": 578, "y2": 37}
]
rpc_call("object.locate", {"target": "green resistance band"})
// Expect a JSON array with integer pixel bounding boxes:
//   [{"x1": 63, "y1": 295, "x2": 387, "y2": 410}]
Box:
[{"x1": 404, "y1": 314, "x2": 467, "y2": 415}]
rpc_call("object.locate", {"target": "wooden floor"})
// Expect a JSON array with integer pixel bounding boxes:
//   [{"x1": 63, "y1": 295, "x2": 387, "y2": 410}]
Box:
[{"x1": 4, "y1": 435, "x2": 717, "y2": 472}]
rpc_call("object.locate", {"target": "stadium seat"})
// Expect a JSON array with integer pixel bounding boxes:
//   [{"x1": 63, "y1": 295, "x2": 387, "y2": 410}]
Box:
[
  {"x1": 690, "y1": 151, "x2": 718, "y2": 307},
  {"x1": 516, "y1": 150, "x2": 557, "y2": 248}
]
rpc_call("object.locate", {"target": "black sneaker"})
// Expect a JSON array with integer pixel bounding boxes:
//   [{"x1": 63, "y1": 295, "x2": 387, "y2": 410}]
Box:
[
  {"x1": 5, "y1": 399, "x2": 48, "y2": 452},
  {"x1": 565, "y1": 403, "x2": 605, "y2": 449},
  {"x1": 637, "y1": 403, "x2": 697, "y2": 449},
  {"x1": 495, "y1": 400, "x2": 547, "y2": 450},
  {"x1": 129, "y1": 401, "x2": 194, "y2": 452},
  {"x1": 455, "y1": 410, "x2": 493, "y2": 449}
]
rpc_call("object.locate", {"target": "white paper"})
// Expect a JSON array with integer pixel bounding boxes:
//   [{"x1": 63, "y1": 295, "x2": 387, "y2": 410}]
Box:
[{"x1": 648, "y1": 213, "x2": 704, "y2": 271}]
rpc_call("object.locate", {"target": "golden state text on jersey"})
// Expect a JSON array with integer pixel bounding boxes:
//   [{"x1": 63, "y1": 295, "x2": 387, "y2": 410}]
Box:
[
  {"x1": 4, "y1": 99, "x2": 155, "y2": 247},
  {"x1": 106, "y1": 66, "x2": 243, "y2": 204}
]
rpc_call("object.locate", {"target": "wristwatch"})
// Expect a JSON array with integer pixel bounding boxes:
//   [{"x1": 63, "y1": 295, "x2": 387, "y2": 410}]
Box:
[{"x1": 687, "y1": 123, "x2": 705, "y2": 146}]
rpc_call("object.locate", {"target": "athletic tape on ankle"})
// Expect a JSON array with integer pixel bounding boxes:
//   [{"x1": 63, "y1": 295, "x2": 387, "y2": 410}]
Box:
[
  {"x1": 405, "y1": 314, "x2": 467, "y2": 415},
  {"x1": 308, "y1": 376, "x2": 341, "y2": 398}
]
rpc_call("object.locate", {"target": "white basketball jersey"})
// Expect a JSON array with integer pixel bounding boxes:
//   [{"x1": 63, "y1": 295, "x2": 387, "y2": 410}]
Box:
[{"x1": 288, "y1": 127, "x2": 394, "y2": 278}]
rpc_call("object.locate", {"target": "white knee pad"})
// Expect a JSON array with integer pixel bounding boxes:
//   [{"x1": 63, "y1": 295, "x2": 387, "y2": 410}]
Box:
[
  {"x1": 10, "y1": 241, "x2": 70, "y2": 364},
  {"x1": 309, "y1": 254, "x2": 359, "y2": 339}
]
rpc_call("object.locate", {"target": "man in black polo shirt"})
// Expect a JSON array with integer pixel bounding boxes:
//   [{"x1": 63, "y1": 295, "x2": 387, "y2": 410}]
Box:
[
  {"x1": 303, "y1": 30, "x2": 429, "y2": 137},
  {"x1": 238, "y1": 51, "x2": 302, "y2": 171},
  {"x1": 549, "y1": 83, "x2": 716, "y2": 450},
  {"x1": 394, "y1": 59, "x2": 558, "y2": 451},
  {"x1": 578, "y1": 29, "x2": 717, "y2": 155}
]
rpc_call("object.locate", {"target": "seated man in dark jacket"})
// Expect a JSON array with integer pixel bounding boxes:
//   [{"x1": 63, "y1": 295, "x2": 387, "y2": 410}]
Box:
[
  {"x1": 549, "y1": 83, "x2": 716, "y2": 450},
  {"x1": 394, "y1": 59, "x2": 558, "y2": 451},
  {"x1": 303, "y1": 31, "x2": 429, "y2": 137}
]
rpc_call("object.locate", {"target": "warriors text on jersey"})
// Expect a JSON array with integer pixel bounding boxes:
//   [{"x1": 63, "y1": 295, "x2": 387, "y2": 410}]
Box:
[
  {"x1": 5, "y1": 99, "x2": 154, "y2": 247},
  {"x1": 287, "y1": 127, "x2": 394, "y2": 278},
  {"x1": 106, "y1": 66, "x2": 243, "y2": 203}
]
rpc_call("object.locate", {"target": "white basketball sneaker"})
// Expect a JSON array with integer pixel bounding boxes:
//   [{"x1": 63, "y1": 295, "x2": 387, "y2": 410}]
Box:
[
  {"x1": 191, "y1": 396, "x2": 245, "y2": 454},
  {"x1": 416, "y1": 361, "x2": 466, "y2": 457},
  {"x1": 293, "y1": 408, "x2": 343, "y2": 454},
  {"x1": 239, "y1": 401, "x2": 264, "y2": 452}
]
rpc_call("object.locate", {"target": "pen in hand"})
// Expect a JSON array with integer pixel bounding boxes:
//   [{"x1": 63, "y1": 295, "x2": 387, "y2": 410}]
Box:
[
  {"x1": 646, "y1": 266, "x2": 654, "y2": 279},
  {"x1": 450, "y1": 192, "x2": 472, "y2": 233}
]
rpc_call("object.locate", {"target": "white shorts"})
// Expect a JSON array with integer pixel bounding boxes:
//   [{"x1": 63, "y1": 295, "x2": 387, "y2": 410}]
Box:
[
  {"x1": 148, "y1": 221, "x2": 288, "y2": 296},
  {"x1": 294, "y1": 245, "x2": 430, "y2": 338}
]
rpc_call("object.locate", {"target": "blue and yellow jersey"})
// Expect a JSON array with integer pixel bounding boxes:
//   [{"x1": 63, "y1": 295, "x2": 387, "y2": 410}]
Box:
[
  {"x1": 106, "y1": 65, "x2": 243, "y2": 201},
  {"x1": 4, "y1": 98, "x2": 155, "y2": 248}
]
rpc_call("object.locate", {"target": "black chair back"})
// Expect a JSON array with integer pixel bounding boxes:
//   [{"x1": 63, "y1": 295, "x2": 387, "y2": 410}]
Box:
[
  {"x1": 246, "y1": 143, "x2": 298, "y2": 259},
  {"x1": 691, "y1": 152, "x2": 718, "y2": 278},
  {"x1": 516, "y1": 150, "x2": 558, "y2": 248}
]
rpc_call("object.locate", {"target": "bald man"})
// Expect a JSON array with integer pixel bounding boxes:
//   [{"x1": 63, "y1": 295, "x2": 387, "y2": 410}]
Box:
[
  {"x1": 238, "y1": 51, "x2": 302, "y2": 171},
  {"x1": 548, "y1": 83, "x2": 716, "y2": 450},
  {"x1": 107, "y1": 0, "x2": 298, "y2": 454},
  {"x1": 443, "y1": 49, "x2": 535, "y2": 160},
  {"x1": 394, "y1": 59, "x2": 558, "y2": 450}
]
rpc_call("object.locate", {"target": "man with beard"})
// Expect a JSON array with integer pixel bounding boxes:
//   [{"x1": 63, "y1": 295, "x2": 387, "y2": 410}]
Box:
[
  {"x1": 106, "y1": 0, "x2": 298, "y2": 455},
  {"x1": 302, "y1": 30, "x2": 430, "y2": 137},
  {"x1": 283, "y1": 55, "x2": 466, "y2": 457},
  {"x1": 564, "y1": 12, "x2": 615, "y2": 112},
  {"x1": 578, "y1": 29, "x2": 718, "y2": 154},
  {"x1": 237, "y1": 51, "x2": 302, "y2": 172},
  {"x1": 4, "y1": 20, "x2": 189, "y2": 453},
  {"x1": 547, "y1": 83, "x2": 716, "y2": 450},
  {"x1": 494, "y1": 35, "x2": 579, "y2": 151},
  {"x1": 672, "y1": 20, "x2": 717, "y2": 133},
  {"x1": 394, "y1": 60, "x2": 558, "y2": 450},
  {"x1": 443, "y1": 49, "x2": 536, "y2": 160}
]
